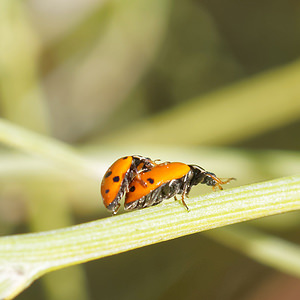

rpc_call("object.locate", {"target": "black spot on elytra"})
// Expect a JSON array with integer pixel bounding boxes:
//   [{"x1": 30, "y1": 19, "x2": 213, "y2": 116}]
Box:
[
  {"x1": 105, "y1": 189, "x2": 109, "y2": 194},
  {"x1": 113, "y1": 176, "x2": 120, "y2": 182},
  {"x1": 105, "y1": 171, "x2": 112, "y2": 178},
  {"x1": 123, "y1": 156, "x2": 128, "y2": 160},
  {"x1": 129, "y1": 186, "x2": 135, "y2": 192},
  {"x1": 147, "y1": 178, "x2": 154, "y2": 184}
]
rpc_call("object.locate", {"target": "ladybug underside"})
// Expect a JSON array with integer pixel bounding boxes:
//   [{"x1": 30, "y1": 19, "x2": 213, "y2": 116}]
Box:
[
  {"x1": 125, "y1": 173, "x2": 192, "y2": 211},
  {"x1": 106, "y1": 171, "x2": 131, "y2": 213}
]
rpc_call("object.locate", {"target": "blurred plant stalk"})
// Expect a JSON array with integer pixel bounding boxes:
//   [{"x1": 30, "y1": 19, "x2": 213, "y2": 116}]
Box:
[
  {"x1": 99, "y1": 59, "x2": 300, "y2": 146},
  {"x1": 0, "y1": 0, "x2": 50, "y2": 134}
]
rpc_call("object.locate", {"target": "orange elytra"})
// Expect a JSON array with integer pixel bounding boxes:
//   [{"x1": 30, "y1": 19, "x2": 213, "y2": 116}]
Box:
[
  {"x1": 124, "y1": 162, "x2": 235, "y2": 211},
  {"x1": 101, "y1": 155, "x2": 156, "y2": 214}
]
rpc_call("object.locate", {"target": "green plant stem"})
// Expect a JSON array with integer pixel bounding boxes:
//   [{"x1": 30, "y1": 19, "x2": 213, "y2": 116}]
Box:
[
  {"x1": 0, "y1": 118, "x2": 98, "y2": 179},
  {"x1": 0, "y1": 175, "x2": 300, "y2": 299}
]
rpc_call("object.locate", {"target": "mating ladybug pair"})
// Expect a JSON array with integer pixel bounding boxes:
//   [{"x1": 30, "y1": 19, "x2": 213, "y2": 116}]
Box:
[{"x1": 101, "y1": 155, "x2": 235, "y2": 215}]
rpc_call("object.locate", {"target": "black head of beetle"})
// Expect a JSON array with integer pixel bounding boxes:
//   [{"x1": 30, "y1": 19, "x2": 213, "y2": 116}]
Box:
[
  {"x1": 188, "y1": 165, "x2": 235, "y2": 190},
  {"x1": 188, "y1": 165, "x2": 207, "y2": 186}
]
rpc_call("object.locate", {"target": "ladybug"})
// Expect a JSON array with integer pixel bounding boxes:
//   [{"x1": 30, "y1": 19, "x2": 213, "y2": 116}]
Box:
[
  {"x1": 101, "y1": 155, "x2": 157, "y2": 214},
  {"x1": 124, "y1": 162, "x2": 235, "y2": 211}
]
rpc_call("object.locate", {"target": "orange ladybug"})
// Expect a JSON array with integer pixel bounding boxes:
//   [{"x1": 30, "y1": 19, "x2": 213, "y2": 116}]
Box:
[
  {"x1": 124, "y1": 162, "x2": 235, "y2": 211},
  {"x1": 101, "y1": 155, "x2": 156, "y2": 214}
]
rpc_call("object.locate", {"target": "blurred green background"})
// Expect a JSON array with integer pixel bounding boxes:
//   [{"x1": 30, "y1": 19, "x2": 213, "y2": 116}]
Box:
[{"x1": 1, "y1": 0, "x2": 300, "y2": 299}]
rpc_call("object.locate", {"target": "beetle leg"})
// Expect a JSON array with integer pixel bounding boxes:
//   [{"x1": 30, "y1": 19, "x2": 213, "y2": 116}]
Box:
[
  {"x1": 153, "y1": 159, "x2": 161, "y2": 165},
  {"x1": 209, "y1": 174, "x2": 236, "y2": 190},
  {"x1": 157, "y1": 161, "x2": 170, "y2": 166},
  {"x1": 135, "y1": 172, "x2": 148, "y2": 187},
  {"x1": 111, "y1": 203, "x2": 121, "y2": 215},
  {"x1": 181, "y1": 183, "x2": 190, "y2": 212},
  {"x1": 216, "y1": 177, "x2": 235, "y2": 190},
  {"x1": 132, "y1": 165, "x2": 148, "y2": 187}
]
